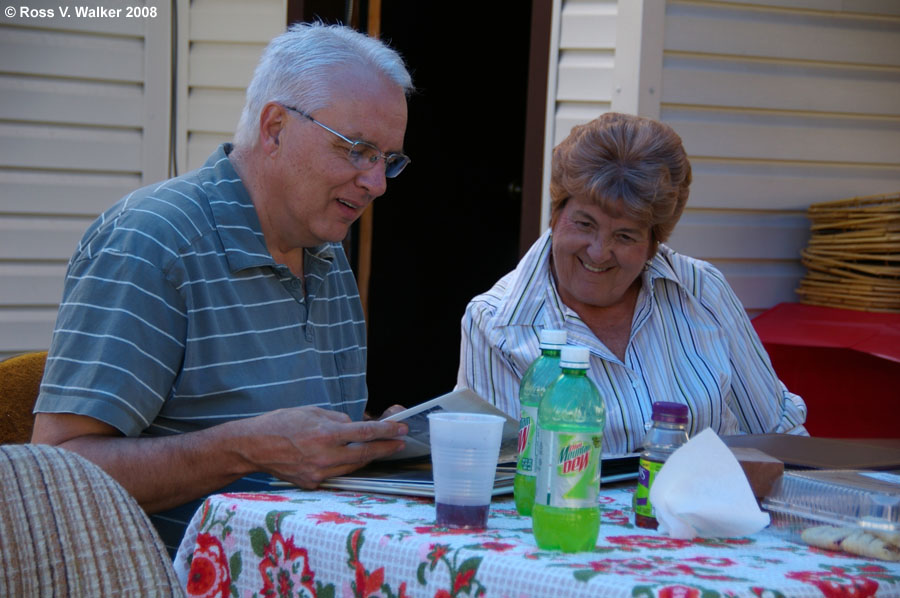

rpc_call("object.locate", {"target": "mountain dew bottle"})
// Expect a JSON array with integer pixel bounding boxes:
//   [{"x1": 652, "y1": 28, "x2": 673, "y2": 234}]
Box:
[
  {"x1": 514, "y1": 329, "x2": 567, "y2": 516},
  {"x1": 532, "y1": 346, "x2": 606, "y2": 552}
]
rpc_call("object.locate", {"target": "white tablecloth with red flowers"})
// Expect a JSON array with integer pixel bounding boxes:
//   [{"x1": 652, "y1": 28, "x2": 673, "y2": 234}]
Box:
[{"x1": 174, "y1": 485, "x2": 900, "y2": 598}]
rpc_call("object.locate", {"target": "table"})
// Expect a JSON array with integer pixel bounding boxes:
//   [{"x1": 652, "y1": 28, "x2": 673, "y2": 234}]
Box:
[
  {"x1": 751, "y1": 302, "x2": 900, "y2": 438},
  {"x1": 174, "y1": 486, "x2": 900, "y2": 598}
]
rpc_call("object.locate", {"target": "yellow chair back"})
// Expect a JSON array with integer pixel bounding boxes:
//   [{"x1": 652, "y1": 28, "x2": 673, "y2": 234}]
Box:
[{"x1": 0, "y1": 351, "x2": 48, "y2": 443}]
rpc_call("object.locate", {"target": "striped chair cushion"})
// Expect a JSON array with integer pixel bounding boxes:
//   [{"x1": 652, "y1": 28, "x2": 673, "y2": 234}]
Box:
[{"x1": 0, "y1": 444, "x2": 184, "y2": 596}]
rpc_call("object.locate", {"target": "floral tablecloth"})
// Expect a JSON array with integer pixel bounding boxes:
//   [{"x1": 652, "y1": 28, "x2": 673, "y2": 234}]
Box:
[{"x1": 174, "y1": 486, "x2": 900, "y2": 598}]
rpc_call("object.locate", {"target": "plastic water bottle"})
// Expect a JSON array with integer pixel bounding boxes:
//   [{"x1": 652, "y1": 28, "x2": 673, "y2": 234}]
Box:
[
  {"x1": 532, "y1": 346, "x2": 606, "y2": 552},
  {"x1": 633, "y1": 401, "x2": 690, "y2": 529},
  {"x1": 514, "y1": 329, "x2": 567, "y2": 516}
]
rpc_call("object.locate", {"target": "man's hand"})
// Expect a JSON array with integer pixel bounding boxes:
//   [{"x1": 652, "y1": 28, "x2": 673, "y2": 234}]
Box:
[
  {"x1": 235, "y1": 406, "x2": 407, "y2": 489},
  {"x1": 364, "y1": 404, "x2": 407, "y2": 420},
  {"x1": 32, "y1": 406, "x2": 407, "y2": 512},
  {"x1": 379, "y1": 404, "x2": 407, "y2": 419}
]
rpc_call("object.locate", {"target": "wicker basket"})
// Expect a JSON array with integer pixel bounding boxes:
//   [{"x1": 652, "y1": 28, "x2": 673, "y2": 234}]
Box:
[{"x1": 796, "y1": 192, "x2": 900, "y2": 313}]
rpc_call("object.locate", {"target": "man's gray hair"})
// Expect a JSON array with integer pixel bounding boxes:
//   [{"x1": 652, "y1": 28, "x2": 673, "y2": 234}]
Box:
[{"x1": 234, "y1": 22, "x2": 413, "y2": 148}]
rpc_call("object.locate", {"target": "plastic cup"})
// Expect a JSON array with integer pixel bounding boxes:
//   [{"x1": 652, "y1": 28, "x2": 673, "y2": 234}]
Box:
[{"x1": 428, "y1": 412, "x2": 505, "y2": 529}]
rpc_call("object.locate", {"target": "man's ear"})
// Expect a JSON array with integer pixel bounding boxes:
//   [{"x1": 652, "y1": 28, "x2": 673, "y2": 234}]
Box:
[{"x1": 258, "y1": 102, "x2": 287, "y2": 156}]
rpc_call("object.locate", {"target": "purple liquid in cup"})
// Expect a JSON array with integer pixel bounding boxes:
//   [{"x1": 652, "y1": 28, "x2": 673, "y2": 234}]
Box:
[{"x1": 436, "y1": 503, "x2": 490, "y2": 529}]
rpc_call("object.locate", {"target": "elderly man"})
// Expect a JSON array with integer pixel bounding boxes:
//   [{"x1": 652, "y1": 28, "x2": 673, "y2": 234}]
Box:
[{"x1": 31, "y1": 23, "x2": 411, "y2": 548}]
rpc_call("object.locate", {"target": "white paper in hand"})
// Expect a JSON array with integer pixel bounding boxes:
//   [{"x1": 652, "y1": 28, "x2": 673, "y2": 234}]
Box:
[{"x1": 648, "y1": 428, "x2": 770, "y2": 539}]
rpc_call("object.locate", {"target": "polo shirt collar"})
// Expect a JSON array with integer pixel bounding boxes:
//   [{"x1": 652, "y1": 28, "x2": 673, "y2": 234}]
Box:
[{"x1": 204, "y1": 143, "x2": 334, "y2": 275}]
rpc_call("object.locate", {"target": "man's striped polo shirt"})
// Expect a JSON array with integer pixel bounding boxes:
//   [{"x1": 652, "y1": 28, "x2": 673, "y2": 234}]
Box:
[{"x1": 36, "y1": 144, "x2": 368, "y2": 436}]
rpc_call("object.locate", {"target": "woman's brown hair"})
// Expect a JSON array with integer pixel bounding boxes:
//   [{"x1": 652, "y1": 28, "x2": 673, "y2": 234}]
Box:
[{"x1": 550, "y1": 112, "x2": 692, "y2": 246}]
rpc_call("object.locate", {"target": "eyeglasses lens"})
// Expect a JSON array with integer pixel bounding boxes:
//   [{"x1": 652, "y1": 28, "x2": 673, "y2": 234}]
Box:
[
  {"x1": 347, "y1": 142, "x2": 408, "y2": 179},
  {"x1": 383, "y1": 156, "x2": 409, "y2": 178}
]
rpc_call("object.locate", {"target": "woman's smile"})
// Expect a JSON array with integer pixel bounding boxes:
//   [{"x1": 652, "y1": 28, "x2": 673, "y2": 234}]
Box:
[{"x1": 551, "y1": 197, "x2": 653, "y2": 313}]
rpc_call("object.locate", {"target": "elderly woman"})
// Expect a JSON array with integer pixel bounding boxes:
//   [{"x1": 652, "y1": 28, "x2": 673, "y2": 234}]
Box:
[{"x1": 457, "y1": 112, "x2": 807, "y2": 455}]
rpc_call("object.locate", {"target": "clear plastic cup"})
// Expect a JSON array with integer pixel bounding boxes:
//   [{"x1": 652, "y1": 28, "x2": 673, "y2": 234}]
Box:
[{"x1": 428, "y1": 412, "x2": 505, "y2": 529}]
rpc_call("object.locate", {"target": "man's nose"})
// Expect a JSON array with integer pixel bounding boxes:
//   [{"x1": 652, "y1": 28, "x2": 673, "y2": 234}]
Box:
[{"x1": 356, "y1": 162, "x2": 388, "y2": 198}]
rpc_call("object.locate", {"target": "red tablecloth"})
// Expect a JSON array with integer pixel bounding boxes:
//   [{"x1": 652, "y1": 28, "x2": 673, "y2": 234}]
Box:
[{"x1": 752, "y1": 303, "x2": 900, "y2": 438}]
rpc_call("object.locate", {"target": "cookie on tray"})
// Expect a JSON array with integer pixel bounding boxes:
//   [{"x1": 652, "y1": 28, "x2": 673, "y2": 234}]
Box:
[{"x1": 801, "y1": 525, "x2": 900, "y2": 561}]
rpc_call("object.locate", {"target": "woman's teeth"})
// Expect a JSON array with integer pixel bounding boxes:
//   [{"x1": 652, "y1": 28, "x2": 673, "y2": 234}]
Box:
[
  {"x1": 337, "y1": 198, "x2": 356, "y2": 209},
  {"x1": 582, "y1": 260, "x2": 611, "y2": 273}
]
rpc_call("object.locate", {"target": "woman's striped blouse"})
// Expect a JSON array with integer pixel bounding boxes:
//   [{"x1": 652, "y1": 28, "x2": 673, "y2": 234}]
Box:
[{"x1": 456, "y1": 229, "x2": 808, "y2": 455}]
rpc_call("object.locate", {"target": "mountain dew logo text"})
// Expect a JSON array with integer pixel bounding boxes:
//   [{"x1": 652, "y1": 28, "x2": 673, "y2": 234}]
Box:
[
  {"x1": 557, "y1": 441, "x2": 591, "y2": 474},
  {"x1": 518, "y1": 415, "x2": 533, "y2": 455}
]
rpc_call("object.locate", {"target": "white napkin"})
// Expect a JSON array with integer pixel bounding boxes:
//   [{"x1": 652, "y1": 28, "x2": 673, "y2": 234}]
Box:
[{"x1": 648, "y1": 428, "x2": 770, "y2": 539}]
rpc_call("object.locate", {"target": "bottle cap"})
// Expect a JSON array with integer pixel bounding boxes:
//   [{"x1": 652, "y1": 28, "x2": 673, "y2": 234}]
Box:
[
  {"x1": 651, "y1": 401, "x2": 689, "y2": 424},
  {"x1": 539, "y1": 328, "x2": 566, "y2": 349},
  {"x1": 559, "y1": 346, "x2": 589, "y2": 369}
]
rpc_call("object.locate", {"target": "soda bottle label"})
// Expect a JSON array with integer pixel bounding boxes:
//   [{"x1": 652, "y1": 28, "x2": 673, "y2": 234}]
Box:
[
  {"x1": 516, "y1": 406, "x2": 537, "y2": 477},
  {"x1": 535, "y1": 430, "x2": 602, "y2": 508},
  {"x1": 633, "y1": 457, "x2": 663, "y2": 518}
]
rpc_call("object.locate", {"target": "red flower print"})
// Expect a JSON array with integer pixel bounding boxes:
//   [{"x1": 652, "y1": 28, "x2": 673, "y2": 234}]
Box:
[
  {"x1": 607, "y1": 535, "x2": 694, "y2": 550},
  {"x1": 350, "y1": 528, "x2": 364, "y2": 557},
  {"x1": 258, "y1": 532, "x2": 316, "y2": 598},
  {"x1": 601, "y1": 509, "x2": 630, "y2": 526},
  {"x1": 615, "y1": 557, "x2": 657, "y2": 573},
  {"x1": 186, "y1": 533, "x2": 231, "y2": 598},
  {"x1": 682, "y1": 556, "x2": 736, "y2": 567},
  {"x1": 198, "y1": 499, "x2": 213, "y2": 528},
  {"x1": 806, "y1": 546, "x2": 859, "y2": 560},
  {"x1": 427, "y1": 543, "x2": 450, "y2": 566},
  {"x1": 358, "y1": 512, "x2": 388, "y2": 520},
  {"x1": 453, "y1": 568, "x2": 476, "y2": 594},
  {"x1": 479, "y1": 542, "x2": 515, "y2": 552},
  {"x1": 787, "y1": 569, "x2": 879, "y2": 598},
  {"x1": 222, "y1": 492, "x2": 289, "y2": 502},
  {"x1": 354, "y1": 560, "x2": 384, "y2": 598},
  {"x1": 658, "y1": 585, "x2": 701, "y2": 598},
  {"x1": 696, "y1": 536, "x2": 752, "y2": 548},
  {"x1": 570, "y1": 556, "x2": 745, "y2": 584},
  {"x1": 434, "y1": 591, "x2": 451, "y2": 598},
  {"x1": 415, "y1": 525, "x2": 475, "y2": 536},
  {"x1": 586, "y1": 561, "x2": 612, "y2": 573},
  {"x1": 308, "y1": 511, "x2": 365, "y2": 525}
]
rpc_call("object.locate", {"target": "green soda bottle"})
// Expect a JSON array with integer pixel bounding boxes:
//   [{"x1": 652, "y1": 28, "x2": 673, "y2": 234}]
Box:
[
  {"x1": 514, "y1": 329, "x2": 567, "y2": 516},
  {"x1": 532, "y1": 346, "x2": 606, "y2": 553}
]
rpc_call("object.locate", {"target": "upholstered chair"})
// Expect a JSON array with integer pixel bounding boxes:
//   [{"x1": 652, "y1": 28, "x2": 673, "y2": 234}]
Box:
[
  {"x1": 0, "y1": 351, "x2": 48, "y2": 443},
  {"x1": 0, "y1": 443, "x2": 185, "y2": 596}
]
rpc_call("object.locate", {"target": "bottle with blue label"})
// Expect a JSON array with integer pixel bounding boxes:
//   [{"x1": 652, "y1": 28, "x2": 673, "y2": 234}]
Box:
[
  {"x1": 633, "y1": 401, "x2": 690, "y2": 529},
  {"x1": 514, "y1": 329, "x2": 567, "y2": 516},
  {"x1": 532, "y1": 346, "x2": 606, "y2": 552}
]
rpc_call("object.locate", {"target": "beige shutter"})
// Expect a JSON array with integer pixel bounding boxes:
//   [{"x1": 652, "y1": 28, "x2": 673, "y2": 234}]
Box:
[
  {"x1": 0, "y1": 1, "x2": 170, "y2": 359},
  {"x1": 0, "y1": 0, "x2": 285, "y2": 359},
  {"x1": 174, "y1": 0, "x2": 286, "y2": 173}
]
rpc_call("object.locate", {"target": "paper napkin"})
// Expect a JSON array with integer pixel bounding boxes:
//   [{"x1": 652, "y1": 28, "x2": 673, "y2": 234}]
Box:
[{"x1": 648, "y1": 428, "x2": 770, "y2": 539}]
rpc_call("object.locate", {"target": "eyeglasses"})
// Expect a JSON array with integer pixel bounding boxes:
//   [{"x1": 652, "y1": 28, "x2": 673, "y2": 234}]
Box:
[{"x1": 280, "y1": 104, "x2": 410, "y2": 178}]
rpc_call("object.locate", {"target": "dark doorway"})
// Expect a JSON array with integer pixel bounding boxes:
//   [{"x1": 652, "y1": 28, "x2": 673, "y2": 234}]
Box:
[
  {"x1": 291, "y1": 1, "x2": 536, "y2": 414},
  {"x1": 363, "y1": 3, "x2": 532, "y2": 414}
]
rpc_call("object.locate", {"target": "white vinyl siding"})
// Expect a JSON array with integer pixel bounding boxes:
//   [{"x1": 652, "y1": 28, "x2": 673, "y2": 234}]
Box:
[
  {"x1": 176, "y1": 0, "x2": 285, "y2": 172},
  {"x1": 0, "y1": 0, "x2": 284, "y2": 359},
  {"x1": 545, "y1": 0, "x2": 900, "y2": 313},
  {"x1": 0, "y1": 3, "x2": 170, "y2": 359},
  {"x1": 554, "y1": 0, "x2": 618, "y2": 136}
]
